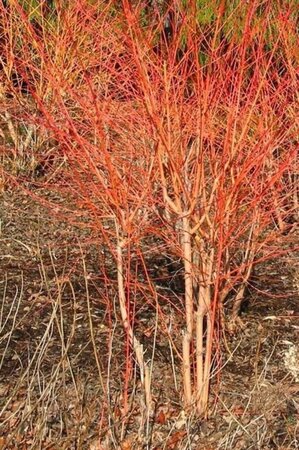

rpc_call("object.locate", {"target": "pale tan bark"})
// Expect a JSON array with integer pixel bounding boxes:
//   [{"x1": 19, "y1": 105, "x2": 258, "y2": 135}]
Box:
[
  {"x1": 182, "y1": 215, "x2": 194, "y2": 408},
  {"x1": 116, "y1": 224, "x2": 152, "y2": 412}
]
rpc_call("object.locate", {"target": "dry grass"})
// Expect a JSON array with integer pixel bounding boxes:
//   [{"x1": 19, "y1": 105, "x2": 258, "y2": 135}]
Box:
[{"x1": 0, "y1": 192, "x2": 298, "y2": 449}]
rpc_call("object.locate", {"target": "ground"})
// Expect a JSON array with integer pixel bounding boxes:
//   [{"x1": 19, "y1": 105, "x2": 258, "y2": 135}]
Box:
[{"x1": 0, "y1": 189, "x2": 298, "y2": 450}]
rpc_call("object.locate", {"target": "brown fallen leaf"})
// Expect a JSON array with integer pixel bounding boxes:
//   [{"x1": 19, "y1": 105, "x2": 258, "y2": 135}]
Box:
[
  {"x1": 156, "y1": 410, "x2": 166, "y2": 425},
  {"x1": 0, "y1": 437, "x2": 6, "y2": 450},
  {"x1": 120, "y1": 435, "x2": 135, "y2": 450},
  {"x1": 166, "y1": 430, "x2": 186, "y2": 449}
]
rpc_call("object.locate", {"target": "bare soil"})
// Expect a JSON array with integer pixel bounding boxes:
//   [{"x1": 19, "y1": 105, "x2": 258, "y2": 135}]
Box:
[{"x1": 0, "y1": 189, "x2": 298, "y2": 450}]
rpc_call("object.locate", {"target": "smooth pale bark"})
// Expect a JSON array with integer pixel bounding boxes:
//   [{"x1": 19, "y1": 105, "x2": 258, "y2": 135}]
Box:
[
  {"x1": 116, "y1": 226, "x2": 152, "y2": 412},
  {"x1": 182, "y1": 215, "x2": 194, "y2": 408},
  {"x1": 182, "y1": 331, "x2": 192, "y2": 407},
  {"x1": 196, "y1": 245, "x2": 214, "y2": 415}
]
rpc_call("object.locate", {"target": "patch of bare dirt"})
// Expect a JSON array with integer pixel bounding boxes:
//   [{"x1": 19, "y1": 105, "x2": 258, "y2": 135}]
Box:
[{"x1": 0, "y1": 190, "x2": 298, "y2": 449}]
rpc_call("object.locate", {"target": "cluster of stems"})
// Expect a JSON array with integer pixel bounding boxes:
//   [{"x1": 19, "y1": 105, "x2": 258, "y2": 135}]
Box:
[{"x1": 1, "y1": 0, "x2": 298, "y2": 415}]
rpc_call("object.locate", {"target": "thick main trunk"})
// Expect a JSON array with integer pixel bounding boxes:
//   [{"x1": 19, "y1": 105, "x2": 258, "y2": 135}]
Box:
[
  {"x1": 181, "y1": 216, "x2": 194, "y2": 408},
  {"x1": 116, "y1": 229, "x2": 152, "y2": 413},
  {"x1": 195, "y1": 245, "x2": 214, "y2": 415}
]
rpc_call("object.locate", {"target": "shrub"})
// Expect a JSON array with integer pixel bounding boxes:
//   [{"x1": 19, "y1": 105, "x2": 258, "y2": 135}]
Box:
[{"x1": 1, "y1": 0, "x2": 298, "y2": 416}]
